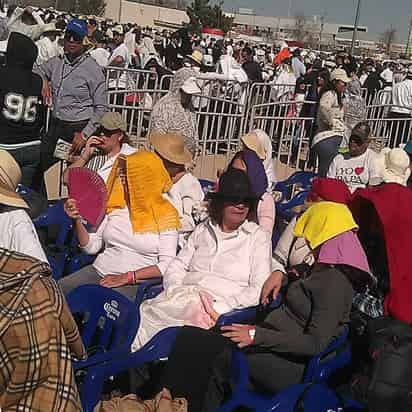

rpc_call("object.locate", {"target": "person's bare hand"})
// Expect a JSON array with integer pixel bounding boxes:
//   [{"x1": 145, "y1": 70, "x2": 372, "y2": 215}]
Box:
[
  {"x1": 70, "y1": 132, "x2": 87, "y2": 155},
  {"x1": 221, "y1": 324, "x2": 255, "y2": 348},
  {"x1": 64, "y1": 198, "x2": 81, "y2": 220},
  {"x1": 200, "y1": 291, "x2": 219, "y2": 326},
  {"x1": 100, "y1": 273, "x2": 129, "y2": 288},
  {"x1": 83, "y1": 136, "x2": 104, "y2": 159},
  {"x1": 42, "y1": 80, "x2": 52, "y2": 106},
  {"x1": 261, "y1": 270, "x2": 284, "y2": 305}
]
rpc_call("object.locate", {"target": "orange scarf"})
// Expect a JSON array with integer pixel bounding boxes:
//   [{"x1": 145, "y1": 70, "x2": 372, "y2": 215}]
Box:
[{"x1": 106, "y1": 151, "x2": 181, "y2": 234}]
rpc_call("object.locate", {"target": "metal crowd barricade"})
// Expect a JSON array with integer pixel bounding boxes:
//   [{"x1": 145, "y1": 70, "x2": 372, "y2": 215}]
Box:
[
  {"x1": 248, "y1": 101, "x2": 317, "y2": 172},
  {"x1": 192, "y1": 78, "x2": 249, "y2": 158},
  {"x1": 106, "y1": 67, "x2": 165, "y2": 147},
  {"x1": 367, "y1": 104, "x2": 412, "y2": 148}
]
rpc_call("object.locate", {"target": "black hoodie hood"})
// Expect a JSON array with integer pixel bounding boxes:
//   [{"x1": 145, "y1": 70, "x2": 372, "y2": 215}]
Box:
[{"x1": 6, "y1": 32, "x2": 38, "y2": 70}]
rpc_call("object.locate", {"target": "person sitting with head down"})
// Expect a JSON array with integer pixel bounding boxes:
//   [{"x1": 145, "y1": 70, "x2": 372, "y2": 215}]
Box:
[
  {"x1": 132, "y1": 168, "x2": 272, "y2": 351},
  {"x1": 150, "y1": 132, "x2": 204, "y2": 247},
  {"x1": 59, "y1": 151, "x2": 180, "y2": 301}
]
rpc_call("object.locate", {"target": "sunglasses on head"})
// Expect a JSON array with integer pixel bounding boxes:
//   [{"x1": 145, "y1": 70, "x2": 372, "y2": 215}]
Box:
[{"x1": 64, "y1": 30, "x2": 84, "y2": 43}]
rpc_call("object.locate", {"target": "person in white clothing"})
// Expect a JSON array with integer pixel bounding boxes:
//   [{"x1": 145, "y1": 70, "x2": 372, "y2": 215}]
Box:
[
  {"x1": 132, "y1": 169, "x2": 271, "y2": 350},
  {"x1": 327, "y1": 122, "x2": 380, "y2": 192},
  {"x1": 35, "y1": 23, "x2": 62, "y2": 65},
  {"x1": 64, "y1": 112, "x2": 136, "y2": 183},
  {"x1": 90, "y1": 31, "x2": 110, "y2": 68},
  {"x1": 388, "y1": 66, "x2": 412, "y2": 146},
  {"x1": 0, "y1": 150, "x2": 47, "y2": 263},
  {"x1": 150, "y1": 132, "x2": 204, "y2": 247},
  {"x1": 59, "y1": 151, "x2": 180, "y2": 301},
  {"x1": 108, "y1": 25, "x2": 131, "y2": 90}
]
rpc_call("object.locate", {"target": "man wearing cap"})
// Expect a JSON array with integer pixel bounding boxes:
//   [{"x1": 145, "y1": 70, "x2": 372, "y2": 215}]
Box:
[
  {"x1": 150, "y1": 68, "x2": 200, "y2": 155},
  {"x1": 64, "y1": 112, "x2": 136, "y2": 183},
  {"x1": 7, "y1": 6, "x2": 47, "y2": 41},
  {"x1": 35, "y1": 18, "x2": 108, "y2": 177},
  {"x1": 107, "y1": 24, "x2": 130, "y2": 90}
]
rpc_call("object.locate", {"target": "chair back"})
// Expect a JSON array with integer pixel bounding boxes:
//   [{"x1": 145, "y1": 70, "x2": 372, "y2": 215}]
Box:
[
  {"x1": 67, "y1": 285, "x2": 139, "y2": 354},
  {"x1": 275, "y1": 171, "x2": 317, "y2": 202}
]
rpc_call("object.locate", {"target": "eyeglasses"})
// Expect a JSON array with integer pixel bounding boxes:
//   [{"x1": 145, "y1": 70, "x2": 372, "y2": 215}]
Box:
[
  {"x1": 64, "y1": 30, "x2": 84, "y2": 43},
  {"x1": 96, "y1": 128, "x2": 121, "y2": 137}
]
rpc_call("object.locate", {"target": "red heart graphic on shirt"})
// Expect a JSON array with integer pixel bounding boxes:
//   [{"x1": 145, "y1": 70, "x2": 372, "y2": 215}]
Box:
[{"x1": 354, "y1": 167, "x2": 364, "y2": 176}]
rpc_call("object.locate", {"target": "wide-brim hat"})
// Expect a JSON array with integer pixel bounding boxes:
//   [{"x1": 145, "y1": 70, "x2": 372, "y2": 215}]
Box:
[
  {"x1": 43, "y1": 22, "x2": 62, "y2": 34},
  {"x1": 0, "y1": 150, "x2": 28, "y2": 209},
  {"x1": 187, "y1": 49, "x2": 203, "y2": 66},
  {"x1": 241, "y1": 132, "x2": 266, "y2": 160},
  {"x1": 150, "y1": 132, "x2": 192, "y2": 165},
  {"x1": 208, "y1": 168, "x2": 259, "y2": 202},
  {"x1": 331, "y1": 68, "x2": 351, "y2": 84}
]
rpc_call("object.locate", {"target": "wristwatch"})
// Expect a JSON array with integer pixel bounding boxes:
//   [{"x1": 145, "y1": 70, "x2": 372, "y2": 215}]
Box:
[{"x1": 248, "y1": 328, "x2": 256, "y2": 341}]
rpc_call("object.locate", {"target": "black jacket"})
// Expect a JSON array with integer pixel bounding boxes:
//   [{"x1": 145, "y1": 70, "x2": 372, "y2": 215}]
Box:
[{"x1": 0, "y1": 32, "x2": 44, "y2": 145}]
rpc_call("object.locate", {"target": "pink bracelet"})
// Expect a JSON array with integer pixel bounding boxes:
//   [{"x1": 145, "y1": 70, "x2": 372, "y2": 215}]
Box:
[{"x1": 127, "y1": 271, "x2": 135, "y2": 285}]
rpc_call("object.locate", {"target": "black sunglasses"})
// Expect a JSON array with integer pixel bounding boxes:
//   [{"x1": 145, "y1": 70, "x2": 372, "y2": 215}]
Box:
[
  {"x1": 64, "y1": 30, "x2": 84, "y2": 43},
  {"x1": 225, "y1": 197, "x2": 253, "y2": 206},
  {"x1": 96, "y1": 127, "x2": 121, "y2": 137}
]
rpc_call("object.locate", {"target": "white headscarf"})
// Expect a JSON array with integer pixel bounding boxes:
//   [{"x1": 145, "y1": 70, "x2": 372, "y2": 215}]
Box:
[{"x1": 253, "y1": 129, "x2": 276, "y2": 187}]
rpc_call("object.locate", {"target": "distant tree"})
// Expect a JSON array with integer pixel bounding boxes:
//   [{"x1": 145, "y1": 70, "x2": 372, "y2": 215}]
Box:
[
  {"x1": 380, "y1": 26, "x2": 398, "y2": 54},
  {"x1": 186, "y1": 0, "x2": 232, "y2": 34}
]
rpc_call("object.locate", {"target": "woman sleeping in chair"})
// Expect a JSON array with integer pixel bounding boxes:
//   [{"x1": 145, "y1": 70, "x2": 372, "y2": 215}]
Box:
[
  {"x1": 156, "y1": 201, "x2": 375, "y2": 412},
  {"x1": 132, "y1": 168, "x2": 272, "y2": 351}
]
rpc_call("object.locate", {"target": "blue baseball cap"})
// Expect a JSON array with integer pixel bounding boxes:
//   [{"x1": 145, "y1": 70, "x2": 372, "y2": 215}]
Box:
[
  {"x1": 66, "y1": 18, "x2": 88, "y2": 39},
  {"x1": 404, "y1": 140, "x2": 412, "y2": 155}
]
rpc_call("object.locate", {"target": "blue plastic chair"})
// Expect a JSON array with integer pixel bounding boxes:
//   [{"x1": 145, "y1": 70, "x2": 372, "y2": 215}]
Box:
[
  {"x1": 217, "y1": 325, "x2": 352, "y2": 412},
  {"x1": 276, "y1": 190, "x2": 309, "y2": 221},
  {"x1": 199, "y1": 178, "x2": 215, "y2": 195},
  {"x1": 67, "y1": 285, "x2": 140, "y2": 371},
  {"x1": 78, "y1": 280, "x2": 281, "y2": 412},
  {"x1": 274, "y1": 171, "x2": 317, "y2": 202}
]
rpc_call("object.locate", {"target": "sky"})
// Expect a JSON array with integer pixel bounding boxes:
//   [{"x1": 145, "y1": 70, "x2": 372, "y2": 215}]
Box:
[{"x1": 222, "y1": 0, "x2": 412, "y2": 42}]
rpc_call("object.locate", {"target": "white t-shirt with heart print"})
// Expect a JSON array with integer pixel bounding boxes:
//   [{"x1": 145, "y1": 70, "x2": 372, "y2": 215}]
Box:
[{"x1": 327, "y1": 148, "x2": 380, "y2": 192}]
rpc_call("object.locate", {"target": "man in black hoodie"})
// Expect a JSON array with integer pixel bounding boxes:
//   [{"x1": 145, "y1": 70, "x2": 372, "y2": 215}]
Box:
[{"x1": 0, "y1": 32, "x2": 44, "y2": 188}]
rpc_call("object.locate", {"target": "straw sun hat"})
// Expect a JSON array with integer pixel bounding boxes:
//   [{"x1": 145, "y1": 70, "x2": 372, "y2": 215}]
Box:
[
  {"x1": 150, "y1": 132, "x2": 192, "y2": 165},
  {"x1": 0, "y1": 150, "x2": 28, "y2": 208}
]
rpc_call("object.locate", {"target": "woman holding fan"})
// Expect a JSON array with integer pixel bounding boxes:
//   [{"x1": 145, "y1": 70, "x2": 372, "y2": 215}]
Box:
[{"x1": 59, "y1": 151, "x2": 180, "y2": 301}]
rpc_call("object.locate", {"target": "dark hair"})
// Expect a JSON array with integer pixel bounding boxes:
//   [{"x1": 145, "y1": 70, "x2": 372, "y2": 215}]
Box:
[
  {"x1": 208, "y1": 197, "x2": 258, "y2": 226},
  {"x1": 320, "y1": 79, "x2": 344, "y2": 108},
  {"x1": 227, "y1": 151, "x2": 244, "y2": 170},
  {"x1": 242, "y1": 47, "x2": 253, "y2": 56},
  {"x1": 351, "y1": 121, "x2": 371, "y2": 143}
]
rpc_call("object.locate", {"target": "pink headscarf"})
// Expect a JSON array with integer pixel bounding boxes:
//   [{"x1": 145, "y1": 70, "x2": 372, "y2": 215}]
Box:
[{"x1": 318, "y1": 230, "x2": 371, "y2": 276}]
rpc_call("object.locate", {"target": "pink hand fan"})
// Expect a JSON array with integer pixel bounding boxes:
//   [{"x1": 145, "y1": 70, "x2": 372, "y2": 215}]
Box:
[{"x1": 67, "y1": 168, "x2": 108, "y2": 227}]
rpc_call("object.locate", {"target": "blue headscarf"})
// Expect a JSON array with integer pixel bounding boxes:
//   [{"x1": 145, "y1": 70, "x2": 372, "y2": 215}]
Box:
[{"x1": 241, "y1": 149, "x2": 268, "y2": 198}]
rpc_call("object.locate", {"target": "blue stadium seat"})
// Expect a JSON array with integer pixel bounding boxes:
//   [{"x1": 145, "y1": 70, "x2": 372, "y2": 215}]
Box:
[
  {"x1": 217, "y1": 325, "x2": 353, "y2": 412},
  {"x1": 76, "y1": 280, "x2": 281, "y2": 412}
]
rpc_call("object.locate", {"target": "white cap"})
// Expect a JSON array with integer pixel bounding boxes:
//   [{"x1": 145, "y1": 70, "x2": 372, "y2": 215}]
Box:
[
  {"x1": 113, "y1": 25, "x2": 124, "y2": 35},
  {"x1": 181, "y1": 77, "x2": 201, "y2": 95},
  {"x1": 331, "y1": 68, "x2": 351, "y2": 83}
]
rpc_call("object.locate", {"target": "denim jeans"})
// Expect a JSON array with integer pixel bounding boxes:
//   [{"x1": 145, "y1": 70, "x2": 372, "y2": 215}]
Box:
[{"x1": 312, "y1": 135, "x2": 343, "y2": 177}]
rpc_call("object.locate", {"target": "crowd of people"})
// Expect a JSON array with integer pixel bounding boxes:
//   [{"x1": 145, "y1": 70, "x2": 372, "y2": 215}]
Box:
[{"x1": 0, "y1": 4, "x2": 412, "y2": 412}]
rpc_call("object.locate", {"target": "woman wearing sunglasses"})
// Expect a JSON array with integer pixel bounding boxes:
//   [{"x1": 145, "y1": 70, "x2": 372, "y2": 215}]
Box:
[
  {"x1": 131, "y1": 168, "x2": 272, "y2": 351},
  {"x1": 327, "y1": 122, "x2": 381, "y2": 192}
]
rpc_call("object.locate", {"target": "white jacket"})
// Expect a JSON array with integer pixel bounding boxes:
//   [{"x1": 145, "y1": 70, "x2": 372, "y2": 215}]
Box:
[{"x1": 164, "y1": 219, "x2": 272, "y2": 314}]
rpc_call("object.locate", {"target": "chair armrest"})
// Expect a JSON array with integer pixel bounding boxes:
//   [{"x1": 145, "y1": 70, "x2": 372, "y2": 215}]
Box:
[
  {"x1": 216, "y1": 306, "x2": 259, "y2": 326},
  {"x1": 134, "y1": 277, "x2": 163, "y2": 305}
]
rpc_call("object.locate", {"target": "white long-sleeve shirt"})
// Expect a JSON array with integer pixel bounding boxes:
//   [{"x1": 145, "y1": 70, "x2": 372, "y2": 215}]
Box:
[
  {"x1": 82, "y1": 207, "x2": 178, "y2": 276},
  {"x1": 0, "y1": 210, "x2": 47, "y2": 263},
  {"x1": 164, "y1": 219, "x2": 272, "y2": 314}
]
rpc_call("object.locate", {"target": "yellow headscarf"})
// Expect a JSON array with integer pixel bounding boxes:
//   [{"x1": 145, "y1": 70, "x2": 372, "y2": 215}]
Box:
[
  {"x1": 106, "y1": 151, "x2": 181, "y2": 234},
  {"x1": 293, "y1": 201, "x2": 358, "y2": 250}
]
